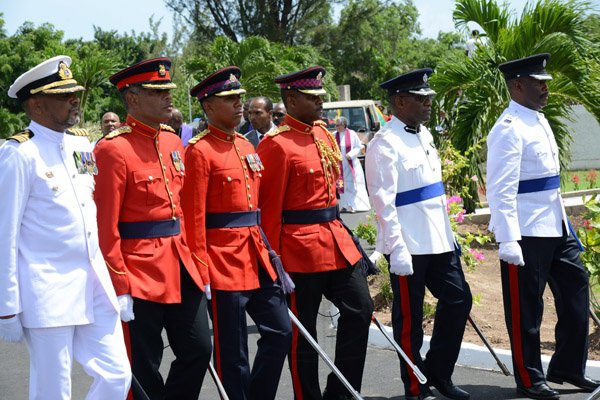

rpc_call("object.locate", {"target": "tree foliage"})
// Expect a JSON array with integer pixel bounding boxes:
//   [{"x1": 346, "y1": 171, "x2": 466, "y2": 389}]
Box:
[
  {"x1": 164, "y1": 0, "x2": 334, "y2": 45},
  {"x1": 431, "y1": 0, "x2": 600, "y2": 206}
]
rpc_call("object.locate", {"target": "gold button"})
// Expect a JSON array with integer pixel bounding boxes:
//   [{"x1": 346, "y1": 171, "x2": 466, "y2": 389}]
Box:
[
  {"x1": 247, "y1": 185, "x2": 251, "y2": 189},
  {"x1": 243, "y1": 166, "x2": 247, "y2": 170},
  {"x1": 248, "y1": 194, "x2": 252, "y2": 199},
  {"x1": 166, "y1": 178, "x2": 169, "y2": 183},
  {"x1": 172, "y1": 216, "x2": 177, "y2": 220},
  {"x1": 169, "y1": 192, "x2": 173, "y2": 196},
  {"x1": 309, "y1": 168, "x2": 314, "y2": 174},
  {"x1": 245, "y1": 175, "x2": 249, "y2": 179},
  {"x1": 172, "y1": 205, "x2": 176, "y2": 209},
  {"x1": 148, "y1": 176, "x2": 153, "y2": 181},
  {"x1": 159, "y1": 153, "x2": 163, "y2": 158},
  {"x1": 249, "y1": 204, "x2": 253, "y2": 209},
  {"x1": 162, "y1": 166, "x2": 166, "y2": 171},
  {"x1": 258, "y1": 173, "x2": 262, "y2": 177},
  {"x1": 227, "y1": 177, "x2": 232, "y2": 182},
  {"x1": 227, "y1": 135, "x2": 232, "y2": 141},
  {"x1": 237, "y1": 148, "x2": 240, "y2": 151},
  {"x1": 240, "y1": 156, "x2": 244, "y2": 160},
  {"x1": 305, "y1": 128, "x2": 310, "y2": 132}
]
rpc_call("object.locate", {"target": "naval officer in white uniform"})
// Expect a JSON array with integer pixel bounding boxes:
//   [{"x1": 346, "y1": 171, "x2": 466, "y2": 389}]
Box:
[
  {"x1": 0, "y1": 56, "x2": 131, "y2": 400},
  {"x1": 487, "y1": 53, "x2": 598, "y2": 400},
  {"x1": 366, "y1": 68, "x2": 472, "y2": 400}
]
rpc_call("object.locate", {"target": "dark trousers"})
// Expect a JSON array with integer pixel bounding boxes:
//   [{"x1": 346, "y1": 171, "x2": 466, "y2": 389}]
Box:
[
  {"x1": 501, "y1": 230, "x2": 590, "y2": 388},
  {"x1": 387, "y1": 251, "x2": 472, "y2": 397},
  {"x1": 127, "y1": 265, "x2": 212, "y2": 400},
  {"x1": 288, "y1": 263, "x2": 374, "y2": 400},
  {"x1": 210, "y1": 269, "x2": 292, "y2": 400}
]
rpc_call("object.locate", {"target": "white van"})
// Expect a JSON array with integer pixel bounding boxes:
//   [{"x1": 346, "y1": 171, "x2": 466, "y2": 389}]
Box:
[{"x1": 322, "y1": 100, "x2": 384, "y2": 142}]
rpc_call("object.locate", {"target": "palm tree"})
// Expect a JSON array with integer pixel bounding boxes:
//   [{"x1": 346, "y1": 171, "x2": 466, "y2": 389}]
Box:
[{"x1": 431, "y1": 0, "x2": 600, "y2": 209}]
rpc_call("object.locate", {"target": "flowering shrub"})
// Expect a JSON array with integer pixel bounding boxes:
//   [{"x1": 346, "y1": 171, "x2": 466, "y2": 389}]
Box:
[
  {"x1": 577, "y1": 195, "x2": 600, "y2": 313},
  {"x1": 586, "y1": 169, "x2": 598, "y2": 189},
  {"x1": 572, "y1": 174, "x2": 581, "y2": 191},
  {"x1": 353, "y1": 211, "x2": 377, "y2": 246},
  {"x1": 446, "y1": 195, "x2": 491, "y2": 270}
]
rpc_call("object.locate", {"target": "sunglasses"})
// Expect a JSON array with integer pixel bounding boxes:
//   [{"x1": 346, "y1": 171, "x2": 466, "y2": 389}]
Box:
[
  {"x1": 273, "y1": 112, "x2": 285, "y2": 118},
  {"x1": 398, "y1": 94, "x2": 435, "y2": 104}
]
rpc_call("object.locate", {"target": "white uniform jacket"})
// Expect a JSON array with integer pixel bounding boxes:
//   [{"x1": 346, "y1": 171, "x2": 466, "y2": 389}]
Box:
[
  {"x1": 365, "y1": 116, "x2": 455, "y2": 255},
  {"x1": 486, "y1": 100, "x2": 566, "y2": 243},
  {"x1": 0, "y1": 121, "x2": 118, "y2": 328}
]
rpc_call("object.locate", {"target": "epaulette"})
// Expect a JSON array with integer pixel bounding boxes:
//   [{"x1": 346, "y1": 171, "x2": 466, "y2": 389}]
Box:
[
  {"x1": 105, "y1": 126, "x2": 132, "y2": 139},
  {"x1": 236, "y1": 133, "x2": 250, "y2": 141},
  {"x1": 160, "y1": 124, "x2": 175, "y2": 133},
  {"x1": 66, "y1": 128, "x2": 89, "y2": 137},
  {"x1": 267, "y1": 125, "x2": 291, "y2": 137},
  {"x1": 7, "y1": 129, "x2": 34, "y2": 143},
  {"x1": 313, "y1": 120, "x2": 327, "y2": 127},
  {"x1": 187, "y1": 129, "x2": 209, "y2": 145}
]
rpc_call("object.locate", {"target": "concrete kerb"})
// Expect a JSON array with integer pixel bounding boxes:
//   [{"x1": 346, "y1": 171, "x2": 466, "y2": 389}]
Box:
[{"x1": 367, "y1": 323, "x2": 600, "y2": 380}]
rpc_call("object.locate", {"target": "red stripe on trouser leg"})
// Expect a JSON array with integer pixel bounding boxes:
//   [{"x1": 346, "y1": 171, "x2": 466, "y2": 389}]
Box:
[
  {"x1": 509, "y1": 264, "x2": 532, "y2": 388},
  {"x1": 398, "y1": 276, "x2": 420, "y2": 395},
  {"x1": 289, "y1": 293, "x2": 304, "y2": 400},
  {"x1": 122, "y1": 322, "x2": 133, "y2": 400},
  {"x1": 211, "y1": 291, "x2": 222, "y2": 379}
]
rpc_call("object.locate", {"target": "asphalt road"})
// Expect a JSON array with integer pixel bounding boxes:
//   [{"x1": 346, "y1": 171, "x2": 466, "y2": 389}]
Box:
[{"x1": 0, "y1": 211, "x2": 596, "y2": 399}]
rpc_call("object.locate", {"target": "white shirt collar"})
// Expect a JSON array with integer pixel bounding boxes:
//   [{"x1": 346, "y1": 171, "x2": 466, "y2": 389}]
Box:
[{"x1": 28, "y1": 120, "x2": 66, "y2": 143}]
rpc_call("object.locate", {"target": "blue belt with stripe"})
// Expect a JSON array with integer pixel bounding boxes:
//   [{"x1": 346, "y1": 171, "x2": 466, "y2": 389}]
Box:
[
  {"x1": 516, "y1": 174, "x2": 583, "y2": 251},
  {"x1": 517, "y1": 175, "x2": 560, "y2": 194},
  {"x1": 205, "y1": 211, "x2": 261, "y2": 228},
  {"x1": 119, "y1": 218, "x2": 180, "y2": 239},
  {"x1": 395, "y1": 181, "x2": 445, "y2": 207},
  {"x1": 282, "y1": 206, "x2": 339, "y2": 224}
]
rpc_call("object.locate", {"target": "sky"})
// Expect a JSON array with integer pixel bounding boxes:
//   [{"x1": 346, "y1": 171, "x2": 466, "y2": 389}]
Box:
[{"x1": 2, "y1": 0, "x2": 599, "y2": 42}]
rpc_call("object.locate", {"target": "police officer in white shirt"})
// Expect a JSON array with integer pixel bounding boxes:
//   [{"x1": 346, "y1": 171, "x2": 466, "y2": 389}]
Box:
[
  {"x1": 487, "y1": 53, "x2": 599, "y2": 400},
  {"x1": 366, "y1": 69, "x2": 472, "y2": 400},
  {"x1": 0, "y1": 56, "x2": 131, "y2": 400}
]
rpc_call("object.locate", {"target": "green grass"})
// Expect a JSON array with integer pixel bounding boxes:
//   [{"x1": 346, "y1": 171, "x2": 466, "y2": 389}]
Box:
[{"x1": 561, "y1": 169, "x2": 600, "y2": 192}]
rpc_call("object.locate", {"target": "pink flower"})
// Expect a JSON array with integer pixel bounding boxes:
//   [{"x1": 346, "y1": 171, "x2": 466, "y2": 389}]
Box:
[
  {"x1": 469, "y1": 248, "x2": 485, "y2": 261},
  {"x1": 470, "y1": 175, "x2": 478, "y2": 182},
  {"x1": 584, "y1": 219, "x2": 593, "y2": 230},
  {"x1": 447, "y1": 195, "x2": 462, "y2": 204},
  {"x1": 455, "y1": 210, "x2": 465, "y2": 223},
  {"x1": 572, "y1": 175, "x2": 580, "y2": 184}
]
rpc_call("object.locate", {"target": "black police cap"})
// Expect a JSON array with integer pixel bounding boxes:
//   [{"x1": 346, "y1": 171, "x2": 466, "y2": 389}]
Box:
[
  {"x1": 380, "y1": 68, "x2": 436, "y2": 97},
  {"x1": 499, "y1": 53, "x2": 552, "y2": 81}
]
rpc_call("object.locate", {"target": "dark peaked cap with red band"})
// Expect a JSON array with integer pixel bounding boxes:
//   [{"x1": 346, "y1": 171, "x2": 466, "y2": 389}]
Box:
[
  {"x1": 190, "y1": 66, "x2": 246, "y2": 100},
  {"x1": 274, "y1": 66, "x2": 327, "y2": 96},
  {"x1": 109, "y1": 57, "x2": 176, "y2": 91}
]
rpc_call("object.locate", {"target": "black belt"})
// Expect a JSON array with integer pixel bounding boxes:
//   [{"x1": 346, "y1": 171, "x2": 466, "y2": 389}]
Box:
[
  {"x1": 282, "y1": 206, "x2": 339, "y2": 224},
  {"x1": 118, "y1": 218, "x2": 180, "y2": 239},
  {"x1": 205, "y1": 211, "x2": 261, "y2": 228}
]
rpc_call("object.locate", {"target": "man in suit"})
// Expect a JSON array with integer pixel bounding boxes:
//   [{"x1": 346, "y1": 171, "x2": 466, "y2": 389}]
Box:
[
  {"x1": 245, "y1": 96, "x2": 276, "y2": 149},
  {"x1": 0, "y1": 55, "x2": 131, "y2": 400},
  {"x1": 93, "y1": 57, "x2": 212, "y2": 400}
]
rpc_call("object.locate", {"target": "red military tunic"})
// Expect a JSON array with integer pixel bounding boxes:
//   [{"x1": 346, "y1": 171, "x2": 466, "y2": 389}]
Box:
[
  {"x1": 93, "y1": 115, "x2": 207, "y2": 303},
  {"x1": 181, "y1": 124, "x2": 277, "y2": 291},
  {"x1": 257, "y1": 114, "x2": 361, "y2": 273}
]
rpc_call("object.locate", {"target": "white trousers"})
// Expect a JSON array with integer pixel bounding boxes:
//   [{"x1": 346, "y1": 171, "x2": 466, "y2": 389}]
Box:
[{"x1": 24, "y1": 279, "x2": 131, "y2": 400}]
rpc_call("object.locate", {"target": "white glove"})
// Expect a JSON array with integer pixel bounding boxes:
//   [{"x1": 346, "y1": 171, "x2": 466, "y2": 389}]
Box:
[
  {"x1": 390, "y1": 246, "x2": 413, "y2": 276},
  {"x1": 117, "y1": 295, "x2": 135, "y2": 322},
  {"x1": 204, "y1": 284, "x2": 212, "y2": 300},
  {"x1": 0, "y1": 315, "x2": 24, "y2": 343},
  {"x1": 499, "y1": 241, "x2": 525, "y2": 266}
]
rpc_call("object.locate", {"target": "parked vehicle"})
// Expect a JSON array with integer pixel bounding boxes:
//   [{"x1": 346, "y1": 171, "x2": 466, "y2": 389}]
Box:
[{"x1": 322, "y1": 100, "x2": 386, "y2": 143}]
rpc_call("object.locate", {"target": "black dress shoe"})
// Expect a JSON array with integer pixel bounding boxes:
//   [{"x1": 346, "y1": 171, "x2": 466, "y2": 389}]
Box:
[
  {"x1": 516, "y1": 383, "x2": 560, "y2": 400},
  {"x1": 428, "y1": 377, "x2": 470, "y2": 400},
  {"x1": 547, "y1": 370, "x2": 600, "y2": 392}
]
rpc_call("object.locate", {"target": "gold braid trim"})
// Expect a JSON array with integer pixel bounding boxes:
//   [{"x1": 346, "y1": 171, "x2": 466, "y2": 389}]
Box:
[
  {"x1": 192, "y1": 253, "x2": 209, "y2": 267},
  {"x1": 105, "y1": 261, "x2": 126, "y2": 275}
]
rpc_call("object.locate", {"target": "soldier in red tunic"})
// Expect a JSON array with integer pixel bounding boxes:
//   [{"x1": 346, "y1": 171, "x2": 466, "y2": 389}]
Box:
[
  {"x1": 181, "y1": 66, "x2": 292, "y2": 400},
  {"x1": 257, "y1": 66, "x2": 374, "y2": 400},
  {"x1": 93, "y1": 58, "x2": 211, "y2": 400}
]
